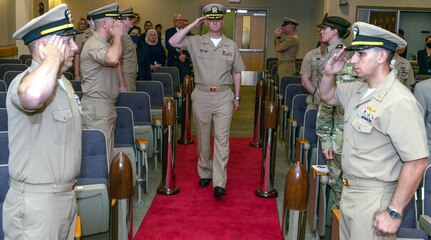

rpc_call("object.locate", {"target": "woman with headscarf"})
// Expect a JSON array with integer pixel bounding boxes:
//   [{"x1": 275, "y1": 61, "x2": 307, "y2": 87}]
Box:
[{"x1": 144, "y1": 29, "x2": 166, "y2": 71}]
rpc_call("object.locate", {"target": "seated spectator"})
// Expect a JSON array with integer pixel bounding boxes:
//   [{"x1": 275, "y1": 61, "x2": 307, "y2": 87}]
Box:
[
  {"x1": 417, "y1": 35, "x2": 431, "y2": 75},
  {"x1": 144, "y1": 29, "x2": 166, "y2": 71}
]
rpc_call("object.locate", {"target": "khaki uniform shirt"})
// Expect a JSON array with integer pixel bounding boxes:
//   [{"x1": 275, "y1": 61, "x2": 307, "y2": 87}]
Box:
[
  {"x1": 121, "y1": 34, "x2": 137, "y2": 91},
  {"x1": 301, "y1": 46, "x2": 324, "y2": 105},
  {"x1": 391, "y1": 56, "x2": 415, "y2": 87},
  {"x1": 80, "y1": 31, "x2": 120, "y2": 100},
  {"x1": 277, "y1": 34, "x2": 299, "y2": 63},
  {"x1": 75, "y1": 28, "x2": 93, "y2": 55},
  {"x1": 179, "y1": 33, "x2": 246, "y2": 86},
  {"x1": 335, "y1": 70, "x2": 428, "y2": 181},
  {"x1": 6, "y1": 61, "x2": 82, "y2": 184}
]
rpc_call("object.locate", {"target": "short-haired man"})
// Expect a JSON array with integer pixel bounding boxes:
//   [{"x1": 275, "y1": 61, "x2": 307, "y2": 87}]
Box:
[
  {"x1": 169, "y1": 3, "x2": 246, "y2": 197},
  {"x1": 3, "y1": 4, "x2": 82, "y2": 239},
  {"x1": 80, "y1": 3, "x2": 124, "y2": 162},
  {"x1": 274, "y1": 17, "x2": 300, "y2": 77},
  {"x1": 119, "y1": 7, "x2": 138, "y2": 91},
  {"x1": 319, "y1": 22, "x2": 429, "y2": 239}
]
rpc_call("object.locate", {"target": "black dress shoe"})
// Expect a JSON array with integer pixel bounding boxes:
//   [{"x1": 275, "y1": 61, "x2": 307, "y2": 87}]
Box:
[
  {"x1": 199, "y1": 178, "x2": 211, "y2": 187},
  {"x1": 213, "y1": 186, "x2": 225, "y2": 197}
]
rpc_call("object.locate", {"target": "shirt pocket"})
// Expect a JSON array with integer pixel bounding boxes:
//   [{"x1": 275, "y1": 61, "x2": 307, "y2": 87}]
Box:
[
  {"x1": 52, "y1": 109, "x2": 73, "y2": 144},
  {"x1": 197, "y1": 50, "x2": 210, "y2": 59},
  {"x1": 351, "y1": 118, "x2": 373, "y2": 152}
]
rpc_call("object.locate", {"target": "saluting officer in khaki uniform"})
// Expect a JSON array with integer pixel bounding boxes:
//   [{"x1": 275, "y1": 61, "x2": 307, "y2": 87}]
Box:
[
  {"x1": 274, "y1": 17, "x2": 300, "y2": 77},
  {"x1": 3, "y1": 4, "x2": 82, "y2": 239},
  {"x1": 169, "y1": 3, "x2": 246, "y2": 197},
  {"x1": 80, "y1": 3, "x2": 124, "y2": 162},
  {"x1": 319, "y1": 22, "x2": 429, "y2": 239},
  {"x1": 119, "y1": 7, "x2": 138, "y2": 91},
  {"x1": 74, "y1": 15, "x2": 93, "y2": 80}
]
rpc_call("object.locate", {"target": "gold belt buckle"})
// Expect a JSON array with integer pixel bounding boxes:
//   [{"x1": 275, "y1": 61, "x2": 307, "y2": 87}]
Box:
[
  {"x1": 210, "y1": 86, "x2": 217, "y2": 92},
  {"x1": 342, "y1": 177, "x2": 349, "y2": 187}
]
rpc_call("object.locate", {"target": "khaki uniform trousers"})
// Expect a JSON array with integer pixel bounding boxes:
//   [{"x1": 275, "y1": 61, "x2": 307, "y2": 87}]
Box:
[
  {"x1": 3, "y1": 183, "x2": 77, "y2": 240},
  {"x1": 278, "y1": 61, "x2": 296, "y2": 77},
  {"x1": 82, "y1": 96, "x2": 117, "y2": 162},
  {"x1": 124, "y1": 72, "x2": 136, "y2": 92},
  {"x1": 191, "y1": 87, "x2": 234, "y2": 188},
  {"x1": 339, "y1": 176, "x2": 397, "y2": 240}
]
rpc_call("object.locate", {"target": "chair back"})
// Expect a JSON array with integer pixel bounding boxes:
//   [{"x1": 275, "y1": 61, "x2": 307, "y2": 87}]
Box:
[
  {"x1": 291, "y1": 94, "x2": 308, "y2": 128},
  {"x1": 423, "y1": 164, "x2": 431, "y2": 216},
  {"x1": 151, "y1": 72, "x2": 173, "y2": 97},
  {"x1": 0, "y1": 108, "x2": 7, "y2": 131},
  {"x1": 0, "y1": 64, "x2": 27, "y2": 80},
  {"x1": 0, "y1": 130, "x2": 9, "y2": 240},
  {"x1": 0, "y1": 164, "x2": 9, "y2": 240},
  {"x1": 69, "y1": 80, "x2": 82, "y2": 92},
  {"x1": 116, "y1": 92, "x2": 152, "y2": 126},
  {"x1": 156, "y1": 66, "x2": 181, "y2": 93},
  {"x1": 397, "y1": 196, "x2": 428, "y2": 239},
  {"x1": 279, "y1": 75, "x2": 301, "y2": 95},
  {"x1": 78, "y1": 129, "x2": 109, "y2": 185},
  {"x1": 0, "y1": 131, "x2": 9, "y2": 165},
  {"x1": 415, "y1": 75, "x2": 431, "y2": 83},
  {"x1": 63, "y1": 72, "x2": 73, "y2": 80},
  {"x1": 284, "y1": 84, "x2": 308, "y2": 109},
  {"x1": 115, "y1": 107, "x2": 135, "y2": 149},
  {"x1": 136, "y1": 81, "x2": 164, "y2": 110},
  {"x1": 4, "y1": 71, "x2": 23, "y2": 88},
  {"x1": 24, "y1": 59, "x2": 32, "y2": 67},
  {"x1": 0, "y1": 59, "x2": 21, "y2": 65},
  {"x1": 0, "y1": 80, "x2": 7, "y2": 92},
  {"x1": 266, "y1": 58, "x2": 278, "y2": 72},
  {"x1": 303, "y1": 108, "x2": 318, "y2": 148},
  {"x1": 0, "y1": 92, "x2": 7, "y2": 108},
  {"x1": 19, "y1": 55, "x2": 32, "y2": 64}
]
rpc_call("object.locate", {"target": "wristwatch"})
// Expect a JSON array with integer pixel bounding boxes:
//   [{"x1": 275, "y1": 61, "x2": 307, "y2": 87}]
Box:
[
  {"x1": 234, "y1": 96, "x2": 241, "y2": 101},
  {"x1": 386, "y1": 207, "x2": 403, "y2": 219}
]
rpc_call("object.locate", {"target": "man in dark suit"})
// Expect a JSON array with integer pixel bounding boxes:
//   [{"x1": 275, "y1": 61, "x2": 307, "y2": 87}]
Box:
[{"x1": 165, "y1": 13, "x2": 192, "y2": 83}]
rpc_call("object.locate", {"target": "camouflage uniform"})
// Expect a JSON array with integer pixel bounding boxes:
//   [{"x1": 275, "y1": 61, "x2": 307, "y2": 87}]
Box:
[
  {"x1": 316, "y1": 55, "x2": 359, "y2": 208},
  {"x1": 391, "y1": 55, "x2": 415, "y2": 88}
]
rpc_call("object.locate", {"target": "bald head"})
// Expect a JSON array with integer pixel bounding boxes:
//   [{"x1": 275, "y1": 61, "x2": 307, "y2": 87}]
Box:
[{"x1": 173, "y1": 13, "x2": 183, "y2": 28}]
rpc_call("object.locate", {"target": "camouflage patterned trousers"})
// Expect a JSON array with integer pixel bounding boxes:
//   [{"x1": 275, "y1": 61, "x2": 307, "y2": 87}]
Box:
[{"x1": 327, "y1": 153, "x2": 343, "y2": 209}]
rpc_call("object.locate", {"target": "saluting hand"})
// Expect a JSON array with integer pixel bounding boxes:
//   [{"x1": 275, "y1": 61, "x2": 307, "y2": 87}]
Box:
[
  {"x1": 39, "y1": 35, "x2": 65, "y2": 64},
  {"x1": 110, "y1": 20, "x2": 124, "y2": 38},
  {"x1": 192, "y1": 16, "x2": 208, "y2": 28},
  {"x1": 323, "y1": 48, "x2": 348, "y2": 76},
  {"x1": 274, "y1": 27, "x2": 282, "y2": 37}
]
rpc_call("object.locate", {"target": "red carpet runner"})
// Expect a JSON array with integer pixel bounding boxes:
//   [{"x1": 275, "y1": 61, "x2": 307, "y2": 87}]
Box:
[{"x1": 134, "y1": 137, "x2": 283, "y2": 240}]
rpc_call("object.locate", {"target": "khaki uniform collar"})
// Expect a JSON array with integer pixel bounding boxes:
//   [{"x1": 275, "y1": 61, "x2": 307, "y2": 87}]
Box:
[
  {"x1": 327, "y1": 38, "x2": 344, "y2": 54},
  {"x1": 356, "y1": 70, "x2": 396, "y2": 102},
  {"x1": 202, "y1": 33, "x2": 229, "y2": 47}
]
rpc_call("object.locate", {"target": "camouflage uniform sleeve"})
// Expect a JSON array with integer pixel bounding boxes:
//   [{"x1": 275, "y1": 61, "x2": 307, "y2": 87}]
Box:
[{"x1": 316, "y1": 102, "x2": 335, "y2": 150}]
